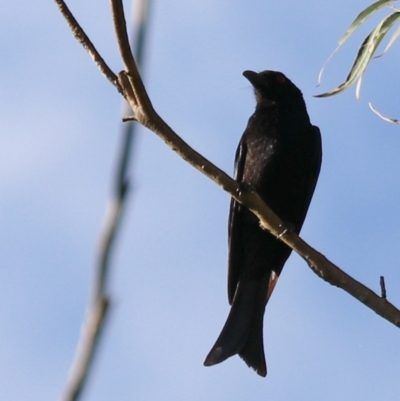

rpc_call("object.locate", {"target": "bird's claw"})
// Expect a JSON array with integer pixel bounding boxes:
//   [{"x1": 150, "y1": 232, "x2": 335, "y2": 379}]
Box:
[
  {"x1": 277, "y1": 222, "x2": 294, "y2": 239},
  {"x1": 236, "y1": 182, "x2": 254, "y2": 197}
]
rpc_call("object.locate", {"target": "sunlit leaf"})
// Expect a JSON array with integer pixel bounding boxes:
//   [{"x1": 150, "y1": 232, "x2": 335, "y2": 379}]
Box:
[
  {"x1": 316, "y1": 12, "x2": 400, "y2": 98},
  {"x1": 338, "y1": 0, "x2": 395, "y2": 45},
  {"x1": 369, "y1": 102, "x2": 400, "y2": 123},
  {"x1": 318, "y1": 0, "x2": 396, "y2": 85},
  {"x1": 355, "y1": 76, "x2": 363, "y2": 100},
  {"x1": 375, "y1": 23, "x2": 400, "y2": 56}
]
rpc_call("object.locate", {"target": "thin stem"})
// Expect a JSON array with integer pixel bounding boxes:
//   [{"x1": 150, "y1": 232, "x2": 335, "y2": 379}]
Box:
[
  {"x1": 110, "y1": 0, "x2": 152, "y2": 112},
  {"x1": 110, "y1": 0, "x2": 138, "y2": 74},
  {"x1": 53, "y1": 0, "x2": 122, "y2": 94},
  {"x1": 117, "y1": 0, "x2": 151, "y2": 192},
  {"x1": 59, "y1": 298, "x2": 109, "y2": 401},
  {"x1": 57, "y1": 1, "x2": 151, "y2": 400}
]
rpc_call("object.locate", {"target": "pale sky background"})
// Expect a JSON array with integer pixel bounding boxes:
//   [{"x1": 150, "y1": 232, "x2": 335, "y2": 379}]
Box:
[{"x1": 1, "y1": 1, "x2": 400, "y2": 400}]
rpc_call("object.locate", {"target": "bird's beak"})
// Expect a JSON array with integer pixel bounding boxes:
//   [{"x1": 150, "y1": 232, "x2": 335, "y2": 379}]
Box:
[{"x1": 243, "y1": 70, "x2": 264, "y2": 89}]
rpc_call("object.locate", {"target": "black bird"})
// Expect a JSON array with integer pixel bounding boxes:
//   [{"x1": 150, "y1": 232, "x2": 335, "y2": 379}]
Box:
[{"x1": 204, "y1": 70, "x2": 322, "y2": 377}]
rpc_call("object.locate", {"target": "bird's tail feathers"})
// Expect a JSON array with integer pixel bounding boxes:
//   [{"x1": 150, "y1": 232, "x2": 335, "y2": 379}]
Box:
[{"x1": 204, "y1": 279, "x2": 267, "y2": 376}]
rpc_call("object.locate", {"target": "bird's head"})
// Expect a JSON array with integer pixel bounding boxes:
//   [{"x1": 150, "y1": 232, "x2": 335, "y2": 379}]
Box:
[{"x1": 243, "y1": 70, "x2": 306, "y2": 111}]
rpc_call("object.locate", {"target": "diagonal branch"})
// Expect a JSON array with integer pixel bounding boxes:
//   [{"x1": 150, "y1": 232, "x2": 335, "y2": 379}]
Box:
[
  {"x1": 116, "y1": 74, "x2": 400, "y2": 328},
  {"x1": 112, "y1": 2, "x2": 400, "y2": 328},
  {"x1": 53, "y1": 0, "x2": 123, "y2": 94}
]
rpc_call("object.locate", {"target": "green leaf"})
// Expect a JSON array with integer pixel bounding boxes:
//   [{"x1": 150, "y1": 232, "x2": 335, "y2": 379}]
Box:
[
  {"x1": 317, "y1": 0, "x2": 396, "y2": 85},
  {"x1": 338, "y1": 0, "x2": 395, "y2": 45},
  {"x1": 315, "y1": 12, "x2": 400, "y2": 98},
  {"x1": 380, "y1": 23, "x2": 400, "y2": 53}
]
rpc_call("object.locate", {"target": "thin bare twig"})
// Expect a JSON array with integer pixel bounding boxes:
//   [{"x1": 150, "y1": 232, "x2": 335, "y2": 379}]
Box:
[
  {"x1": 110, "y1": 0, "x2": 138, "y2": 75},
  {"x1": 111, "y1": 0, "x2": 153, "y2": 113},
  {"x1": 110, "y1": 0, "x2": 134, "y2": 69},
  {"x1": 117, "y1": 0, "x2": 151, "y2": 190},
  {"x1": 59, "y1": 298, "x2": 109, "y2": 401},
  {"x1": 59, "y1": 172, "x2": 125, "y2": 401},
  {"x1": 53, "y1": 0, "x2": 122, "y2": 94},
  {"x1": 380, "y1": 276, "x2": 387, "y2": 299},
  {"x1": 57, "y1": 1, "x2": 151, "y2": 400}
]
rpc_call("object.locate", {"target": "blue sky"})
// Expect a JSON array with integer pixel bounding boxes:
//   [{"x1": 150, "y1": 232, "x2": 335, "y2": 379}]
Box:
[{"x1": 1, "y1": 0, "x2": 400, "y2": 400}]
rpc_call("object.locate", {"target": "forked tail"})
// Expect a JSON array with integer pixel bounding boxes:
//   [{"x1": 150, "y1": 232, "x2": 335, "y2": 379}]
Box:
[{"x1": 204, "y1": 279, "x2": 267, "y2": 377}]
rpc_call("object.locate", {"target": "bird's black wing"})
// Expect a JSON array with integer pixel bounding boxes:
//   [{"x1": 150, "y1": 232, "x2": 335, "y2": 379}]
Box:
[
  {"x1": 227, "y1": 138, "x2": 247, "y2": 304},
  {"x1": 306, "y1": 125, "x2": 322, "y2": 206},
  {"x1": 227, "y1": 124, "x2": 322, "y2": 306}
]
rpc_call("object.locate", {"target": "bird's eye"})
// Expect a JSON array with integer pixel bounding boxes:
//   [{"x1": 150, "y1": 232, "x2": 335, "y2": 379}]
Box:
[{"x1": 276, "y1": 74, "x2": 286, "y2": 84}]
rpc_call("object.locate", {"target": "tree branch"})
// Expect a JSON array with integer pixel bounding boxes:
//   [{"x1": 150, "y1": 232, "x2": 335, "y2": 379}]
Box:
[
  {"x1": 110, "y1": 0, "x2": 151, "y2": 112},
  {"x1": 54, "y1": 10, "x2": 400, "y2": 397},
  {"x1": 59, "y1": 298, "x2": 109, "y2": 401},
  {"x1": 53, "y1": 0, "x2": 123, "y2": 94},
  {"x1": 56, "y1": 1, "x2": 151, "y2": 400}
]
